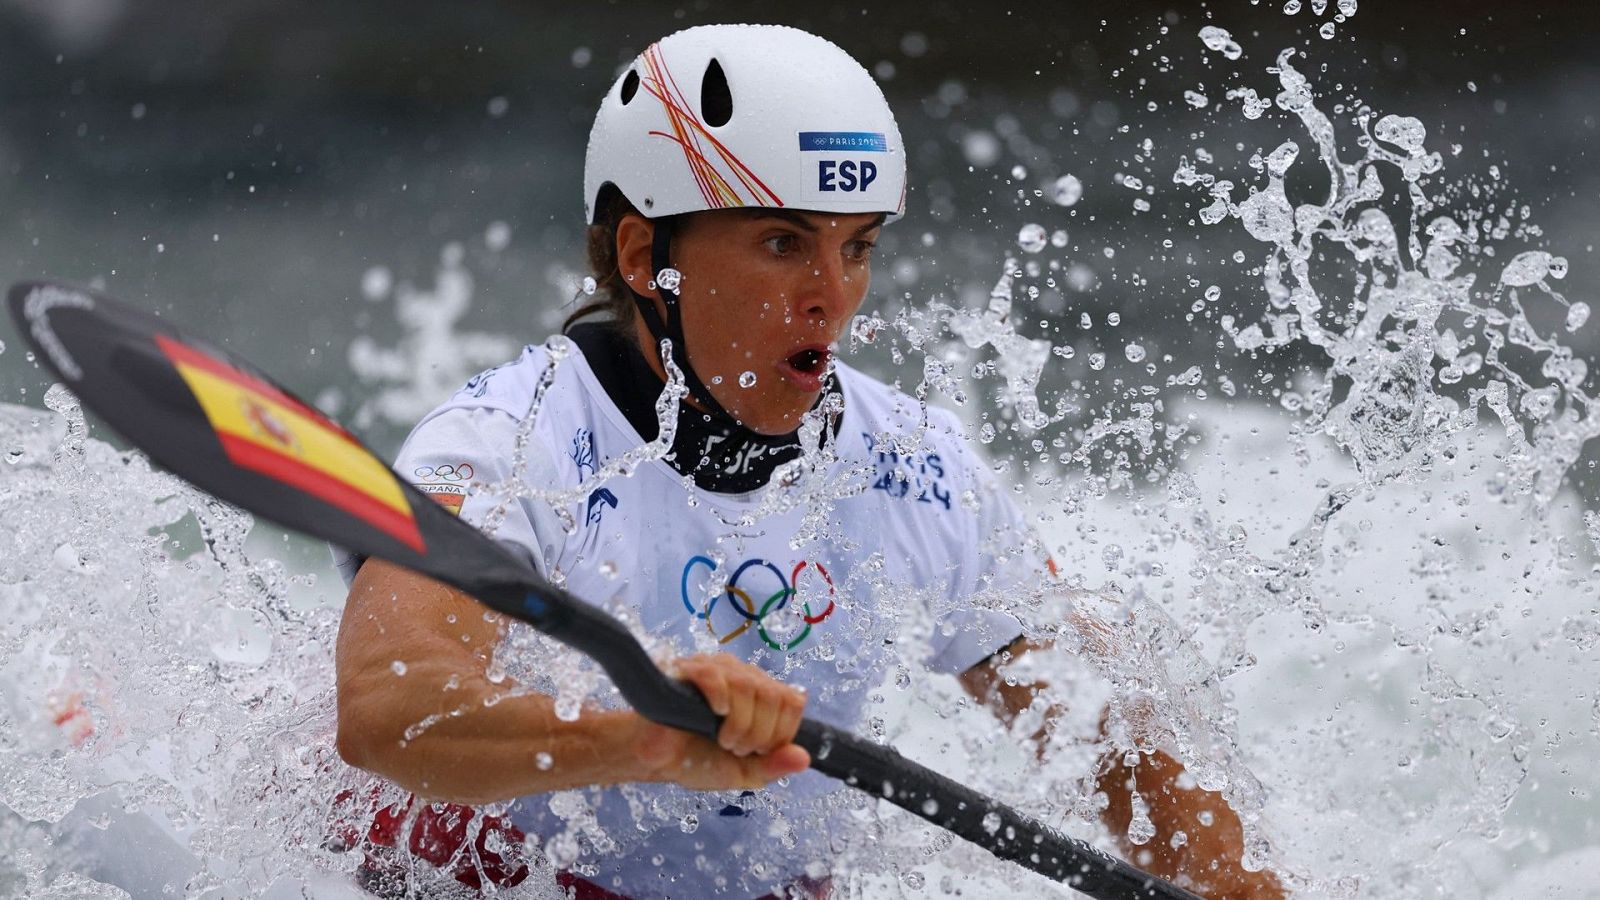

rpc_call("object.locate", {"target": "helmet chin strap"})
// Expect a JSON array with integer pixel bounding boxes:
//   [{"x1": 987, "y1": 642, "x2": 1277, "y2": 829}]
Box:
[{"x1": 626, "y1": 216, "x2": 743, "y2": 428}]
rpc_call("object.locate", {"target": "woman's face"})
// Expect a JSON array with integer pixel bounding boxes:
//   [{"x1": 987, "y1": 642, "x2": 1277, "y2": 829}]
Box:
[{"x1": 622, "y1": 208, "x2": 884, "y2": 435}]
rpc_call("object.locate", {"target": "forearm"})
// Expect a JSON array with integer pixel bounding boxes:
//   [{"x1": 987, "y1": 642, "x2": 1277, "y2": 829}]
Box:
[
  {"x1": 335, "y1": 560, "x2": 810, "y2": 804},
  {"x1": 338, "y1": 654, "x2": 653, "y2": 804},
  {"x1": 336, "y1": 558, "x2": 658, "y2": 803},
  {"x1": 1096, "y1": 747, "x2": 1283, "y2": 898}
]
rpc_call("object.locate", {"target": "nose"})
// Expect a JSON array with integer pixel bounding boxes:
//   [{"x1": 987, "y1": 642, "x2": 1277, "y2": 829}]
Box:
[{"x1": 796, "y1": 250, "x2": 857, "y2": 327}]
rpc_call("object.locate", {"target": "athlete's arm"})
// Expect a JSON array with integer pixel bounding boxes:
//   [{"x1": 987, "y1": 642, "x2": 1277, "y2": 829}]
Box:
[
  {"x1": 335, "y1": 557, "x2": 809, "y2": 803},
  {"x1": 959, "y1": 638, "x2": 1286, "y2": 899}
]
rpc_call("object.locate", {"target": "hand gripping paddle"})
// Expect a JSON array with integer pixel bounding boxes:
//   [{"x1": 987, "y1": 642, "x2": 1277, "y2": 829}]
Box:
[{"x1": 6, "y1": 281, "x2": 1202, "y2": 900}]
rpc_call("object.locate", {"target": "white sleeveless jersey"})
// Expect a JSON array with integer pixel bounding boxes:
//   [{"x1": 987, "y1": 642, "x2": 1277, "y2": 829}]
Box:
[{"x1": 336, "y1": 338, "x2": 1038, "y2": 898}]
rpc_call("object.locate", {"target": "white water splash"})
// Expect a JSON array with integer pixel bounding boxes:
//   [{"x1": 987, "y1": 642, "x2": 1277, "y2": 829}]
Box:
[{"x1": 346, "y1": 242, "x2": 519, "y2": 430}]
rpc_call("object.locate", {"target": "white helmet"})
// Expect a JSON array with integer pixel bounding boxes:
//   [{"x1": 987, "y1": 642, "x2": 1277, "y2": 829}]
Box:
[{"x1": 584, "y1": 24, "x2": 906, "y2": 223}]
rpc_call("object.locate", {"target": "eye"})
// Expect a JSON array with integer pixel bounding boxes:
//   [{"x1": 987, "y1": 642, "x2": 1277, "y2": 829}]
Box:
[
  {"x1": 844, "y1": 239, "x2": 876, "y2": 262},
  {"x1": 763, "y1": 234, "x2": 800, "y2": 256}
]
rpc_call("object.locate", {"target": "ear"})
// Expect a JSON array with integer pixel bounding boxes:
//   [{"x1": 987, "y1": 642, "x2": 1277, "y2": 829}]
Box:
[{"x1": 615, "y1": 213, "x2": 657, "y2": 300}]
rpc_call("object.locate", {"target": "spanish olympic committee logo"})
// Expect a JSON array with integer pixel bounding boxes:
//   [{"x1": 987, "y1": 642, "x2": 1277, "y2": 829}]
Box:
[{"x1": 680, "y1": 556, "x2": 837, "y2": 651}]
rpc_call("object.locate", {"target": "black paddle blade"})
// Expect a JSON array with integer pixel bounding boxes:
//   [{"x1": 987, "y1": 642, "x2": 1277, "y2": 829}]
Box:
[{"x1": 5, "y1": 280, "x2": 539, "y2": 608}]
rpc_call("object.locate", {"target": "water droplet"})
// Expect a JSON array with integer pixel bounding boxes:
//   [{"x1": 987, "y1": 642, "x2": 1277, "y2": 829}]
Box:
[
  {"x1": 485, "y1": 221, "x2": 511, "y2": 251},
  {"x1": 1088, "y1": 352, "x2": 1106, "y2": 371},
  {"x1": 1319, "y1": 21, "x2": 1337, "y2": 39},
  {"x1": 655, "y1": 267, "x2": 683, "y2": 293},
  {"x1": 981, "y1": 811, "x2": 1003, "y2": 835},
  {"x1": 1125, "y1": 343, "x2": 1146, "y2": 363},
  {"x1": 554, "y1": 696, "x2": 582, "y2": 722},
  {"x1": 546, "y1": 832, "x2": 580, "y2": 868},
  {"x1": 679, "y1": 814, "x2": 699, "y2": 833},
  {"x1": 978, "y1": 423, "x2": 997, "y2": 443},
  {"x1": 738, "y1": 371, "x2": 758, "y2": 388},
  {"x1": 1374, "y1": 115, "x2": 1428, "y2": 156},
  {"x1": 961, "y1": 131, "x2": 1001, "y2": 168},
  {"x1": 1016, "y1": 223, "x2": 1048, "y2": 253},
  {"x1": 361, "y1": 266, "x2": 392, "y2": 301},
  {"x1": 1009, "y1": 164, "x2": 1028, "y2": 180},
  {"x1": 1565, "y1": 302, "x2": 1589, "y2": 332},
  {"x1": 390, "y1": 660, "x2": 407, "y2": 676},
  {"x1": 1501, "y1": 251, "x2": 1552, "y2": 287},
  {"x1": 1265, "y1": 141, "x2": 1300, "y2": 177},
  {"x1": 1205, "y1": 285, "x2": 1222, "y2": 302},
  {"x1": 1079, "y1": 312, "x2": 1093, "y2": 329},
  {"x1": 1232, "y1": 324, "x2": 1266, "y2": 351},
  {"x1": 1198, "y1": 26, "x2": 1243, "y2": 60},
  {"x1": 536, "y1": 752, "x2": 553, "y2": 770},
  {"x1": 1050, "y1": 229, "x2": 1069, "y2": 247},
  {"x1": 581, "y1": 276, "x2": 597, "y2": 296},
  {"x1": 1051, "y1": 174, "x2": 1083, "y2": 206},
  {"x1": 1127, "y1": 794, "x2": 1157, "y2": 844}
]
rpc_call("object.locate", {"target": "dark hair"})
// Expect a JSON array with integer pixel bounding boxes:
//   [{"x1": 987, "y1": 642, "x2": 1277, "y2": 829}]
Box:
[{"x1": 564, "y1": 186, "x2": 643, "y2": 333}]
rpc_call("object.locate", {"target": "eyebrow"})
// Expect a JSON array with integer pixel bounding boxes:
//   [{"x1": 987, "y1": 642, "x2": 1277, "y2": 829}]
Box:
[{"x1": 746, "y1": 209, "x2": 886, "y2": 235}]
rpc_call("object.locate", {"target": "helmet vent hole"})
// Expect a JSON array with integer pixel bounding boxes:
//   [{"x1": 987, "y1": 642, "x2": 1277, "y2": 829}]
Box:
[
  {"x1": 620, "y1": 69, "x2": 640, "y2": 105},
  {"x1": 700, "y1": 59, "x2": 732, "y2": 127}
]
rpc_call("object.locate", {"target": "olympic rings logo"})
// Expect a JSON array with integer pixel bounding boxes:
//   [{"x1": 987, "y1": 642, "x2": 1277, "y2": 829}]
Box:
[
  {"x1": 680, "y1": 557, "x2": 837, "y2": 651},
  {"x1": 412, "y1": 463, "x2": 474, "y2": 483}
]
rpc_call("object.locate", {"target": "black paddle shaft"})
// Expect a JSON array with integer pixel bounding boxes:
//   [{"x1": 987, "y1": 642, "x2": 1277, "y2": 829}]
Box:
[{"x1": 6, "y1": 281, "x2": 1201, "y2": 900}]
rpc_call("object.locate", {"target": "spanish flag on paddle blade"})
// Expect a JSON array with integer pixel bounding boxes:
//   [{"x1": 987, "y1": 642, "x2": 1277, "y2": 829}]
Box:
[{"x1": 153, "y1": 333, "x2": 425, "y2": 554}]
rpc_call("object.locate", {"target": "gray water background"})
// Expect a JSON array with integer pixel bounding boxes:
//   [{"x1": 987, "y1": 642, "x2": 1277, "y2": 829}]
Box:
[{"x1": 2, "y1": 1, "x2": 1595, "y2": 471}]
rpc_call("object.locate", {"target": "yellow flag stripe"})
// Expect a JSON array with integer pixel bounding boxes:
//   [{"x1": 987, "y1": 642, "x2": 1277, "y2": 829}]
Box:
[{"x1": 171, "y1": 361, "x2": 410, "y2": 516}]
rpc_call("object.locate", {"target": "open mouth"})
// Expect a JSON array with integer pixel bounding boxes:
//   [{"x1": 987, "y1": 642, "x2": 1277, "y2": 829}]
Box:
[{"x1": 787, "y1": 347, "x2": 829, "y2": 376}]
